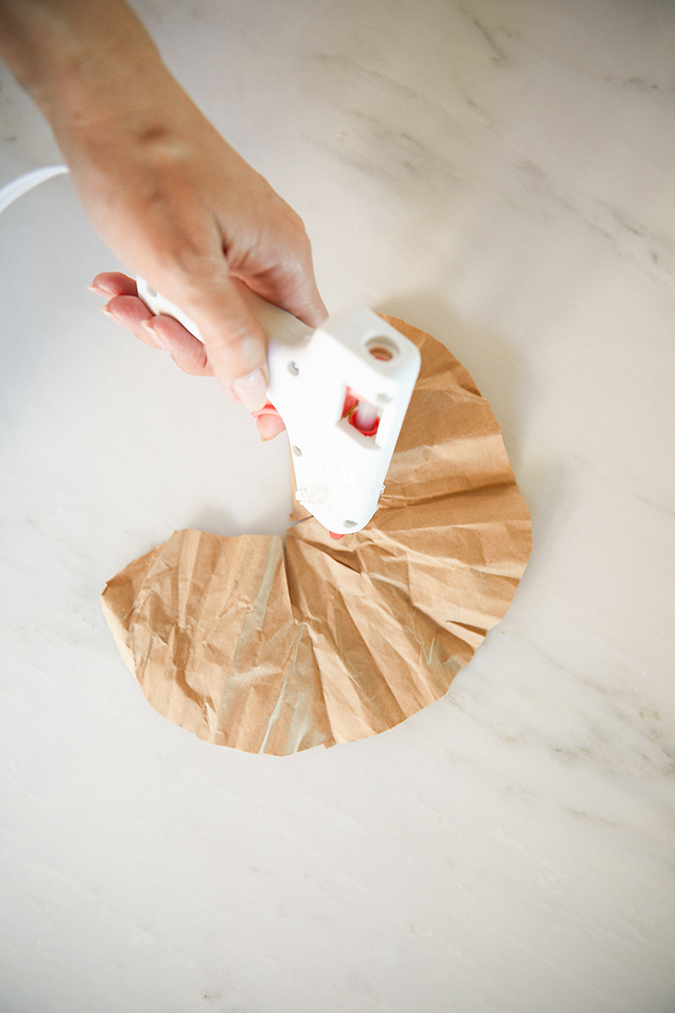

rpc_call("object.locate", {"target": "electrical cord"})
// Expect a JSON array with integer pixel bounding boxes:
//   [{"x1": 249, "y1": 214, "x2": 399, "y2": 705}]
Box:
[{"x1": 0, "y1": 163, "x2": 69, "y2": 215}]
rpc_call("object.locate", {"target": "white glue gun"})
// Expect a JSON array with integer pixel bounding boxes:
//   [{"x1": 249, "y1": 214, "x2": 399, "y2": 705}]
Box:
[{"x1": 136, "y1": 278, "x2": 421, "y2": 536}]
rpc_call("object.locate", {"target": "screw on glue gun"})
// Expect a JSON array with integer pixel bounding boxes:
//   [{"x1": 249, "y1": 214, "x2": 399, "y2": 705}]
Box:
[{"x1": 136, "y1": 278, "x2": 421, "y2": 536}]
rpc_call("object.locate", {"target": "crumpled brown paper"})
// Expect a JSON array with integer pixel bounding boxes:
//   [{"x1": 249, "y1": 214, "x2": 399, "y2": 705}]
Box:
[{"x1": 101, "y1": 317, "x2": 531, "y2": 754}]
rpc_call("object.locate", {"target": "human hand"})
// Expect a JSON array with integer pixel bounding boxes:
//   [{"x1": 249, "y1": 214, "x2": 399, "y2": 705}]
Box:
[
  {"x1": 0, "y1": 0, "x2": 325, "y2": 436},
  {"x1": 91, "y1": 271, "x2": 287, "y2": 441},
  {"x1": 69, "y1": 72, "x2": 327, "y2": 419}
]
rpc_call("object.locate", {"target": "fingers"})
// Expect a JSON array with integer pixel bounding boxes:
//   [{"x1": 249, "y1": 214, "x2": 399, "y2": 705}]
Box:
[
  {"x1": 280, "y1": 251, "x2": 328, "y2": 329},
  {"x1": 266, "y1": 266, "x2": 328, "y2": 331},
  {"x1": 255, "y1": 412, "x2": 286, "y2": 441},
  {"x1": 303, "y1": 284, "x2": 329, "y2": 330},
  {"x1": 139, "y1": 314, "x2": 212, "y2": 376},
  {"x1": 100, "y1": 290, "x2": 213, "y2": 375},
  {"x1": 251, "y1": 400, "x2": 286, "y2": 441},
  {"x1": 101, "y1": 293, "x2": 156, "y2": 347},
  {"x1": 91, "y1": 268, "x2": 267, "y2": 391},
  {"x1": 90, "y1": 272, "x2": 137, "y2": 298},
  {"x1": 229, "y1": 238, "x2": 328, "y2": 331},
  {"x1": 165, "y1": 270, "x2": 269, "y2": 409},
  {"x1": 94, "y1": 276, "x2": 285, "y2": 433}
]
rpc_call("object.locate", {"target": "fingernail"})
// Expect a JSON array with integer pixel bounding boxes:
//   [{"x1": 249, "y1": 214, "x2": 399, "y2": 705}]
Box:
[
  {"x1": 142, "y1": 318, "x2": 169, "y2": 350},
  {"x1": 231, "y1": 367, "x2": 268, "y2": 411},
  {"x1": 90, "y1": 280, "x2": 120, "y2": 296},
  {"x1": 99, "y1": 304, "x2": 115, "y2": 320}
]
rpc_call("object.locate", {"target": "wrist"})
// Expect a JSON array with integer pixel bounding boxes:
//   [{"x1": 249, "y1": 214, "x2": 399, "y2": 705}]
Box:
[{"x1": 0, "y1": 0, "x2": 165, "y2": 140}]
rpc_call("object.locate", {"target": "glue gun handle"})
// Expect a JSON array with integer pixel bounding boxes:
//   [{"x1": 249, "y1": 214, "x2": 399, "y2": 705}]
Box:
[
  {"x1": 233, "y1": 279, "x2": 314, "y2": 346},
  {"x1": 135, "y1": 276, "x2": 314, "y2": 349}
]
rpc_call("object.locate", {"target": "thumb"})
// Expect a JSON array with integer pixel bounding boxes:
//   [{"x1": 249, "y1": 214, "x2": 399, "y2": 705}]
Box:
[{"x1": 177, "y1": 274, "x2": 269, "y2": 410}]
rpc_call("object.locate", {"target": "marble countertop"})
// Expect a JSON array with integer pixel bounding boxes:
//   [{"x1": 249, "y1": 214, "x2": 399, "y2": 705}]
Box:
[{"x1": 1, "y1": 1, "x2": 674, "y2": 1010}]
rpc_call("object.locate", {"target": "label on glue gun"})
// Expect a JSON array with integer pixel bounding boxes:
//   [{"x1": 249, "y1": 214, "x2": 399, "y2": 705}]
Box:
[{"x1": 136, "y1": 278, "x2": 421, "y2": 535}]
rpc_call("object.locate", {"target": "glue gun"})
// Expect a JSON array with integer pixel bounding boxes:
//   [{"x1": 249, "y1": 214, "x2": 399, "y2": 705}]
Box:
[{"x1": 136, "y1": 278, "x2": 421, "y2": 536}]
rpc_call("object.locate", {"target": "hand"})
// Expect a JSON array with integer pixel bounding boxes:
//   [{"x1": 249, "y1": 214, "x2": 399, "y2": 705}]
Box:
[
  {"x1": 91, "y1": 271, "x2": 286, "y2": 441},
  {"x1": 0, "y1": 0, "x2": 326, "y2": 430},
  {"x1": 67, "y1": 67, "x2": 328, "y2": 419}
]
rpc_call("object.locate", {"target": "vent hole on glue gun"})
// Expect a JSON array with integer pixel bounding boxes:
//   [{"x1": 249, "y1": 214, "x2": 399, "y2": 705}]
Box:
[{"x1": 366, "y1": 337, "x2": 397, "y2": 362}]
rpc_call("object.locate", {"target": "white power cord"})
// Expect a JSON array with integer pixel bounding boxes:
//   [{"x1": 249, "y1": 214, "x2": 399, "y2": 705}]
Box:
[{"x1": 0, "y1": 163, "x2": 69, "y2": 215}]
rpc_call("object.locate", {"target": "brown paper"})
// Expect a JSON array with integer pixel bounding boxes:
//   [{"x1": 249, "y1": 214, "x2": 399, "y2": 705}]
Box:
[{"x1": 101, "y1": 317, "x2": 532, "y2": 754}]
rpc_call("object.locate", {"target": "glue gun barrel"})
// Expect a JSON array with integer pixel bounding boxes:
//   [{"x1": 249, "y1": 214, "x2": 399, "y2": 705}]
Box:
[{"x1": 353, "y1": 401, "x2": 379, "y2": 434}]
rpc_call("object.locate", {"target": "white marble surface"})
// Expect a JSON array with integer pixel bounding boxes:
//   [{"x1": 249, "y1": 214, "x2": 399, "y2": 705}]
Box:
[{"x1": 1, "y1": 1, "x2": 675, "y2": 1011}]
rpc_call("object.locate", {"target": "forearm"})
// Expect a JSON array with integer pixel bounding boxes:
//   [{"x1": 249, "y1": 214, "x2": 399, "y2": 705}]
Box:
[{"x1": 0, "y1": 0, "x2": 169, "y2": 141}]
